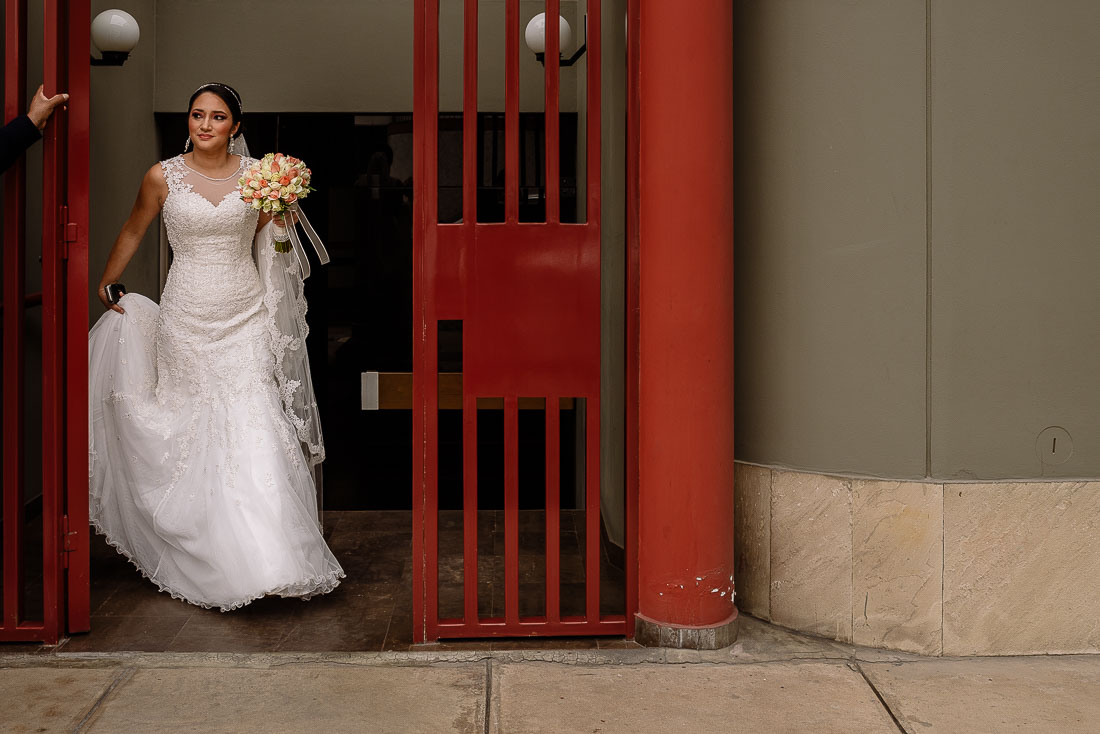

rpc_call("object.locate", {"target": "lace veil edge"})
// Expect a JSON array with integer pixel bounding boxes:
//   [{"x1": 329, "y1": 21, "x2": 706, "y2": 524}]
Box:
[{"x1": 255, "y1": 221, "x2": 325, "y2": 468}]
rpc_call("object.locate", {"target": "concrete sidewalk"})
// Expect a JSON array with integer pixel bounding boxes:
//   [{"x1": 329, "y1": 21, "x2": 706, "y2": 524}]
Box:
[{"x1": 3, "y1": 618, "x2": 1098, "y2": 733}]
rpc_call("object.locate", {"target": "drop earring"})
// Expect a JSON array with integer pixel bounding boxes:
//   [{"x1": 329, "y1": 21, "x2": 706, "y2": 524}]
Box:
[
  {"x1": 183, "y1": 135, "x2": 191, "y2": 153},
  {"x1": 228, "y1": 137, "x2": 236, "y2": 155}
]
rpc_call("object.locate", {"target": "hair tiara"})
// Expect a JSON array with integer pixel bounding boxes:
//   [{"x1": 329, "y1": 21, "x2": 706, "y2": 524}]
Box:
[{"x1": 192, "y1": 82, "x2": 243, "y2": 114}]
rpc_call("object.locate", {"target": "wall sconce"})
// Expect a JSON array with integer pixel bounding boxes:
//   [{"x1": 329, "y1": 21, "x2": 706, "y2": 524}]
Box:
[
  {"x1": 525, "y1": 12, "x2": 587, "y2": 67},
  {"x1": 91, "y1": 9, "x2": 140, "y2": 66}
]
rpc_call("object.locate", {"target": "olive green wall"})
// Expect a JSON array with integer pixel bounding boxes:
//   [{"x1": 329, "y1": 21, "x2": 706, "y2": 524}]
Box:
[
  {"x1": 152, "y1": 0, "x2": 581, "y2": 113},
  {"x1": 928, "y1": 2, "x2": 1100, "y2": 479},
  {"x1": 734, "y1": 0, "x2": 1100, "y2": 480},
  {"x1": 89, "y1": 0, "x2": 160, "y2": 327}
]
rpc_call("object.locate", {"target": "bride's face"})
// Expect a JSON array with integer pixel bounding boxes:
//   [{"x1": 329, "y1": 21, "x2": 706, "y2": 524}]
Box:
[{"x1": 188, "y1": 91, "x2": 239, "y2": 154}]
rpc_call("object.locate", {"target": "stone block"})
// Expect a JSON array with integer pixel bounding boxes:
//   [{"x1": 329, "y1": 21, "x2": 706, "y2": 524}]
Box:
[
  {"x1": 734, "y1": 462, "x2": 771, "y2": 619},
  {"x1": 943, "y1": 481, "x2": 1100, "y2": 655},
  {"x1": 852, "y1": 479, "x2": 943, "y2": 655},
  {"x1": 770, "y1": 470, "x2": 853, "y2": 642},
  {"x1": 492, "y1": 661, "x2": 897, "y2": 733},
  {"x1": 84, "y1": 664, "x2": 486, "y2": 733},
  {"x1": 863, "y1": 656, "x2": 1100, "y2": 732},
  {"x1": 0, "y1": 667, "x2": 119, "y2": 733}
]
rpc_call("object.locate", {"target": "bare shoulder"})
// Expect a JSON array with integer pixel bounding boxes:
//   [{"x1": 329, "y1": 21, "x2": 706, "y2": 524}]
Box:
[
  {"x1": 144, "y1": 162, "x2": 169, "y2": 186},
  {"x1": 138, "y1": 162, "x2": 169, "y2": 208}
]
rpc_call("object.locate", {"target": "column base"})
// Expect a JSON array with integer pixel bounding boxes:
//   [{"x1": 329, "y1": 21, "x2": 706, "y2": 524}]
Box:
[{"x1": 634, "y1": 609, "x2": 739, "y2": 650}]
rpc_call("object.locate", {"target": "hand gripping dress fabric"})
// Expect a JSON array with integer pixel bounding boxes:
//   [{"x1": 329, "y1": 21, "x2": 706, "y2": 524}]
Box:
[{"x1": 88, "y1": 155, "x2": 344, "y2": 611}]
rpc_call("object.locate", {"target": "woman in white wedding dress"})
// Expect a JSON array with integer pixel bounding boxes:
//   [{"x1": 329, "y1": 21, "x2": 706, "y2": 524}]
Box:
[{"x1": 89, "y1": 82, "x2": 344, "y2": 610}]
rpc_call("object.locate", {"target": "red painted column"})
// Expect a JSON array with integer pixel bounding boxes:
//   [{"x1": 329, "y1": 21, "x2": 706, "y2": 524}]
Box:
[{"x1": 636, "y1": 0, "x2": 735, "y2": 637}]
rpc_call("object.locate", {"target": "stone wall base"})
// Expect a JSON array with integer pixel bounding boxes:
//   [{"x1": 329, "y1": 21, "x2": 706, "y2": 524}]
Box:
[{"x1": 735, "y1": 462, "x2": 1100, "y2": 656}]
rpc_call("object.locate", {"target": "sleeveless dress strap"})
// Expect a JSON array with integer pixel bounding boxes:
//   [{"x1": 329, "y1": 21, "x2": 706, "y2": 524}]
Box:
[{"x1": 160, "y1": 155, "x2": 189, "y2": 195}]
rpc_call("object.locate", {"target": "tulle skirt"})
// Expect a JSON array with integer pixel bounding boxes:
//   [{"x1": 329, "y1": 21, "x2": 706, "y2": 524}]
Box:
[{"x1": 88, "y1": 293, "x2": 344, "y2": 611}]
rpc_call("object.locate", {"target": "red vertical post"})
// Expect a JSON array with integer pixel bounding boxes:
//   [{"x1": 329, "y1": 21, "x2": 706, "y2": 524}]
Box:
[
  {"x1": 40, "y1": 0, "x2": 68, "y2": 645},
  {"x1": 2, "y1": 0, "x2": 28, "y2": 636},
  {"x1": 412, "y1": 0, "x2": 442, "y2": 644},
  {"x1": 624, "y1": 0, "x2": 640, "y2": 640},
  {"x1": 65, "y1": 0, "x2": 91, "y2": 635},
  {"x1": 635, "y1": 0, "x2": 736, "y2": 643},
  {"x1": 460, "y1": 0, "x2": 479, "y2": 626}
]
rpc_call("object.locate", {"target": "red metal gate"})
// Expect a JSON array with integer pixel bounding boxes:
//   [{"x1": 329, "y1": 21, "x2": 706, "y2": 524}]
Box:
[
  {"x1": 1, "y1": 0, "x2": 90, "y2": 645},
  {"x1": 412, "y1": 0, "x2": 631, "y2": 641}
]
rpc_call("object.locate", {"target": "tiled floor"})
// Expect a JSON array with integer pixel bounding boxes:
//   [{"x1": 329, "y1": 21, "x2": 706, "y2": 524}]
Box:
[{"x1": 56, "y1": 510, "x2": 634, "y2": 653}]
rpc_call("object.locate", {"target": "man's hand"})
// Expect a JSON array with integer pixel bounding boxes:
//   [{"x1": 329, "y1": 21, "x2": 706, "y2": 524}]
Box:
[{"x1": 27, "y1": 85, "x2": 69, "y2": 131}]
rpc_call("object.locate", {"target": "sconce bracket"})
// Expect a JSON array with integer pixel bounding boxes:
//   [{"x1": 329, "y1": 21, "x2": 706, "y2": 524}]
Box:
[{"x1": 90, "y1": 51, "x2": 129, "y2": 67}]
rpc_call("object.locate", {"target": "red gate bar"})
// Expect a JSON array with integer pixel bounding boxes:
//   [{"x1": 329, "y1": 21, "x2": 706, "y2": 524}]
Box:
[
  {"x1": 545, "y1": 0, "x2": 560, "y2": 224},
  {"x1": 459, "y1": 0, "x2": 478, "y2": 631},
  {"x1": 412, "y1": 0, "x2": 439, "y2": 643},
  {"x1": 503, "y1": 0, "x2": 518, "y2": 223},
  {"x1": 461, "y1": 391, "x2": 477, "y2": 624},
  {"x1": 503, "y1": 396, "x2": 519, "y2": 626},
  {"x1": 2, "y1": 0, "x2": 32, "y2": 641},
  {"x1": 461, "y1": 0, "x2": 477, "y2": 226},
  {"x1": 624, "y1": 0, "x2": 640, "y2": 639},
  {"x1": 65, "y1": 0, "x2": 91, "y2": 634},
  {"x1": 40, "y1": 0, "x2": 69, "y2": 645},
  {"x1": 545, "y1": 398, "x2": 560, "y2": 625}
]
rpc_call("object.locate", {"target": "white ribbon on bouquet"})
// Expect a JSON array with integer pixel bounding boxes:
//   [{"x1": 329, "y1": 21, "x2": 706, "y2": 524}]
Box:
[{"x1": 280, "y1": 203, "x2": 329, "y2": 281}]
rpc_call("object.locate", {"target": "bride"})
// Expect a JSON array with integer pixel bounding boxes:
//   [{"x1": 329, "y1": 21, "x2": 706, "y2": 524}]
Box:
[{"x1": 89, "y1": 82, "x2": 344, "y2": 611}]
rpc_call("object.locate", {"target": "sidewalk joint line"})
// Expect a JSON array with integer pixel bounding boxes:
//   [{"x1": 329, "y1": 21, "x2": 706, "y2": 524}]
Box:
[
  {"x1": 853, "y1": 661, "x2": 906, "y2": 734},
  {"x1": 72, "y1": 665, "x2": 136, "y2": 733},
  {"x1": 483, "y1": 657, "x2": 493, "y2": 734}
]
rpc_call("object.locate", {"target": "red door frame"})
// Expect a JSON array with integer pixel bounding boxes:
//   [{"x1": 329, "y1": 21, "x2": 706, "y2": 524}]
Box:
[
  {"x1": 1, "y1": 0, "x2": 90, "y2": 645},
  {"x1": 412, "y1": 0, "x2": 634, "y2": 642}
]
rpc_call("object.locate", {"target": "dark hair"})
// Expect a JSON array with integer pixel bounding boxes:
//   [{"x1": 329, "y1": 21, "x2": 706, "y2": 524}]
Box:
[{"x1": 188, "y1": 82, "x2": 243, "y2": 137}]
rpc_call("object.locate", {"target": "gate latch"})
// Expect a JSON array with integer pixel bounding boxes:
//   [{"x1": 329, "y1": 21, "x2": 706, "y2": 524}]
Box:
[{"x1": 361, "y1": 371, "x2": 379, "y2": 410}]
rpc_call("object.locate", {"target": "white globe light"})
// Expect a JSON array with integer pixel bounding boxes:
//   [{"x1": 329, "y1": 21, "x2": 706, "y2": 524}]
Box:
[
  {"x1": 91, "y1": 9, "x2": 140, "y2": 54},
  {"x1": 524, "y1": 13, "x2": 573, "y2": 55}
]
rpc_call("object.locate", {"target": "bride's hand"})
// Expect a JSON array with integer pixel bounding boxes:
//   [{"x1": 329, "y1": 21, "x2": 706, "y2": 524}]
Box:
[
  {"x1": 273, "y1": 209, "x2": 299, "y2": 228},
  {"x1": 97, "y1": 282, "x2": 125, "y2": 314}
]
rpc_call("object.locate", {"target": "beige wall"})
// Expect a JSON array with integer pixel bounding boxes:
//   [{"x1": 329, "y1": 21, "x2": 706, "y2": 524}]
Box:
[{"x1": 734, "y1": 0, "x2": 1100, "y2": 480}]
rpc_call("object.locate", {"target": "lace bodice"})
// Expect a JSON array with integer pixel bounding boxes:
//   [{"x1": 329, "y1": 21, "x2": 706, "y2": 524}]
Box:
[
  {"x1": 156, "y1": 154, "x2": 268, "y2": 404},
  {"x1": 160, "y1": 154, "x2": 259, "y2": 266}
]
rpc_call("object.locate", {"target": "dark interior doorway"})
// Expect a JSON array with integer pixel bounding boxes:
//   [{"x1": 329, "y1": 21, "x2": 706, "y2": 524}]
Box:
[{"x1": 155, "y1": 111, "x2": 586, "y2": 514}]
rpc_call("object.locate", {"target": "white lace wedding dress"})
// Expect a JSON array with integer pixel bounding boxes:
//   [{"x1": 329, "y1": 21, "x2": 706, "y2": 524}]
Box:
[{"x1": 88, "y1": 154, "x2": 344, "y2": 611}]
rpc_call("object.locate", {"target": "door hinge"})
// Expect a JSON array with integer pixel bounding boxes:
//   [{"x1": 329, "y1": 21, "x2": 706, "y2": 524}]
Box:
[
  {"x1": 59, "y1": 205, "x2": 77, "y2": 260},
  {"x1": 61, "y1": 514, "x2": 77, "y2": 568}
]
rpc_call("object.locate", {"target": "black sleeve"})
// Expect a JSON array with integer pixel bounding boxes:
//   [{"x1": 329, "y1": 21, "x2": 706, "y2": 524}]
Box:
[{"x1": 0, "y1": 115, "x2": 43, "y2": 174}]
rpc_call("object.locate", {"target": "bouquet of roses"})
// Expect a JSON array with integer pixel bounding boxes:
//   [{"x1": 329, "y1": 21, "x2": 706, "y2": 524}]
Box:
[{"x1": 238, "y1": 153, "x2": 315, "y2": 253}]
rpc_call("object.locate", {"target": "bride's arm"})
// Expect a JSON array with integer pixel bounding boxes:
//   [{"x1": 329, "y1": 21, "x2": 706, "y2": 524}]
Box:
[{"x1": 96, "y1": 164, "x2": 167, "y2": 314}]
